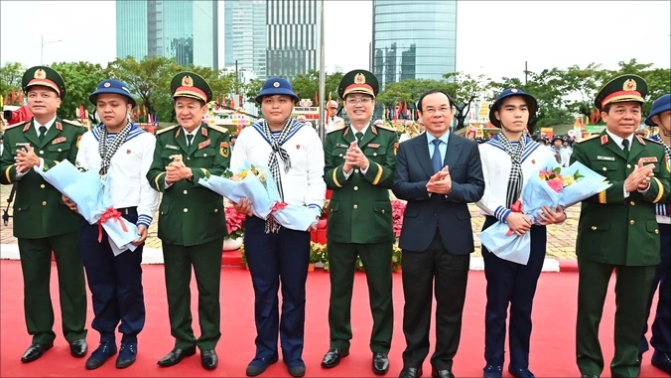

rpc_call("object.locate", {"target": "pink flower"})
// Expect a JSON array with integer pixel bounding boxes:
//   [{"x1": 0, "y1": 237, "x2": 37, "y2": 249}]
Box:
[
  {"x1": 546, "y1": 179, "x2": 564, "y2": 193},
  {"x1": 391, "y1": 200, "x2": 406, "y2": 238}
]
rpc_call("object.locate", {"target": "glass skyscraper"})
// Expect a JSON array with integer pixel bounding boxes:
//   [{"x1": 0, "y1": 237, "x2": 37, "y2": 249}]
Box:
[
  {"x1": 224, "y1": 0, "x2": 267, "y2": 79},
  {"x1": 266, "y1": 0, "x2": 321, "y2": 80},
  {"x1": 372, "y1": 0, "x2": 457, "y2": 89},
  {"x1": 116, "y1": 0, "x2": 219, "y2": 69}
]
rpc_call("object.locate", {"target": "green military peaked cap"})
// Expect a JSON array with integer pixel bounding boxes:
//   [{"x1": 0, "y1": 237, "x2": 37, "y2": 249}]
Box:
[
  {"x1": 170, "y1": 71, "x2": 213, "y2": 103},
  {"x1": 22, "y1": 66, "x2": 67, "y2": 99},
  {"x1": 338, "y1": 69, "x2": 379, "y2": 99},
  {"x1": 594, "y1": 74, "x2": 648, "y2": 111}
]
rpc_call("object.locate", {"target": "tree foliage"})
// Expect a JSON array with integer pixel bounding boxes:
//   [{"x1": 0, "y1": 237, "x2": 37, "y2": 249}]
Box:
[{"x1": 50, "y1": 61, "x2": 108, "y2": 118}]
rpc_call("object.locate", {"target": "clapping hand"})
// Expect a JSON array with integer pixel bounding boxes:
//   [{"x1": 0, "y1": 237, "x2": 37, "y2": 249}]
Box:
[
  {"x1": 426, "y1": 166, "x2": 452, "y2": 195},
  {"x1": 14, "y1": 145, "x2": 40, "y2": 173},
  {"x1": 165, "y1": 155, "x2": 192, "y2": 183},
  {"x1": 344, "y1": 141, "x2": 369, "y2": 171},
  {"x1": 624, "y1": 159, "x2": 655, "y2": 192}
]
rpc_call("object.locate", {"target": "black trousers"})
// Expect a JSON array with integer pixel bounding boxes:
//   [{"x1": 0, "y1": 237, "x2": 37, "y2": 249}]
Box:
[{"x1": 401, "y1": 229, "x2": 470, "y2": 370}]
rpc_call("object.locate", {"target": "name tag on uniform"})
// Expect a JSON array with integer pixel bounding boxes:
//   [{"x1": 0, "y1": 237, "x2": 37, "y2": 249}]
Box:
[
  {"x1": 15, "y1": 142, "x2": 30, "y2": 147},
  {"x1": 596, "y1": 155, "x2": 615, "y2": 161},
  {"x1": 367, "y1": 143, "x2": 380, "y2": 148},
  {"x1": 336, "y1": 143, "x2": 349, "y2": 148},
  {"x1": 52, "y1": 137, "x2": 67, "y2": 144},
  {"x1": 198, "y1": 140, "x2": 211, "y2": 149},
  {"x1": 640, "y1": 156, "x2": 658, "y2": 163},
  {"x1": 165, "y1": 144, "x2": 180, "y2": 150}
]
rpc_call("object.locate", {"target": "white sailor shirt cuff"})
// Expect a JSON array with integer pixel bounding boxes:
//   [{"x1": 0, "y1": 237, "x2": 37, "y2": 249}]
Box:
[
  {"x1": 495, "y1": 206, "x2": 512, "y2": 223},
  {"x1": 307, "y1": 204, "x2": 322, "y2": 218},
  {"x1": 137, "y1": 214, "x2": 153, "y2": 228}
]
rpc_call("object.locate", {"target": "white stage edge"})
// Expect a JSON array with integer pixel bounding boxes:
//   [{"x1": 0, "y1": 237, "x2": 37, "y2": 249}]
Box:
[{"x1": 0, "y1": 243, "x2": 561, "y2": 272}]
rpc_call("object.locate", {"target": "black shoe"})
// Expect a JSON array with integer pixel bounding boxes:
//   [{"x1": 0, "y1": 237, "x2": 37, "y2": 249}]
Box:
[
  {"x1": 246, "y1": 355, "x2": 279, "y2": 376},
  {"x1": 321, "y1": 348, "x2": 349, "y2": 368},
  {"x1": 508, "y1": 366, "x2": 535, "y2": 378},
  {"x1": 85, "y1": 341, "x2": 117, "y2": 370},
  {"x1": 69, "y1": 339, "x2": 88, "y2": 358},
  {"x1": 400, "y1": 367, "x2": 423, "y2": 378},
  {"x1": 651, "y1": 351, "x2": 671, "y2": 375},
  {"x1": 115, "y1": 341, "x2": 137, "y2": 369},
  {"x1": 432, "y1": 368, "x2": 455, "y2": 378},
  {"x1": 483, "y1": 365, "x2": 503, "y2": 378},
  {"x1": 288, "y1": 365, "x2": 306, "y2": 377},
  {"x1": 373, "y1": 352, "x2": 390, "y2": 375},
  {"x1": 201, "y1": 349, "x2": 218, "y2": 370},
  {"x1": 20, "y1": 343, "x2": 54, "y2": 363},
  {"x1": 157, "y1": 346, "x2": 197, "y2": 367}
]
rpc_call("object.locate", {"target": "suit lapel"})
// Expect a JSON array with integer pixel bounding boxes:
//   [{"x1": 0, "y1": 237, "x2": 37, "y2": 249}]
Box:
[
  {"x1": 188, "y1": 129, "x2": 206, "y2": 156},
  {"x1": 23, "y1": 119, "x2": 41, "y2": 148},
  {"x1": 174, "y1": 127, "x2": 189, "y2": 155},
  {"x1": 413, "y1": 133, "x2": 435, "y2": 178},
  {"x1": 629, "y1": 136, "x2": 645, "y2": 163},
  {"x1": 358, "y1": 126, "x2": 376, "y2": 149},
  {"x1": 604, "y1": 136, "x2": 628, "y2": 161},
  {"x1": 40, "y1": 119, "x2": 62, "y2": 147},
  {"x1": 342, "y1": 126, "x2": 356, "y2": 146},
  {"x1": 444, "y1": 134, "x2": 462, "y2": 169}
]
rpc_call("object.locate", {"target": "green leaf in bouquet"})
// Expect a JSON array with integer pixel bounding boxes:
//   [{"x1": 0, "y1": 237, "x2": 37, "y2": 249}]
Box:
[
  {"x1": 573, "y1": 170, "x2": 585, "y2": 180},
  {"x1": 221, "y1": 169, "x2": 233, "y2": 178},
  {"x1": 553, "y1": 167, "x2": 562, "y2": 174}
]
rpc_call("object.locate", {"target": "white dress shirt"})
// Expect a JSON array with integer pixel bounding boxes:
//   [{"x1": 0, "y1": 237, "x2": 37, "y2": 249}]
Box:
[
  {"x1": 343, "y1": 124, "x2": 370, "y2": 178},
  {"x1": 76, "y1": 124, "x2": 160, "y2": 228},
  {"x1": 231, "y1": 120, "x2": 326, "y2": 214},
  {"x1": 476, "y1": 136, "x2": 556, "y2": 223}
]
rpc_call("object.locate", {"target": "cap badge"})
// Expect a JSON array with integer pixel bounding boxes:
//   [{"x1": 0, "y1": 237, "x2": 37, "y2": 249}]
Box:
[
  {"x1": 34, "y1": 69, "x2": 46, "y2": 79},
  {"x1": 511, "y1": 89, "x2": 518, "y2": 93},
  {"x1": 354, "y1": 73, "x2": 366, "y2": 84},
  {"x1": 273, "y1": 82, "x2": 280, "y2": 88},
  {"x1": 623, "y1": 79, "x2": 636, "y2": 91},
  {"x1": 182, "y1": 75, "x2": 193, "y2": 87},
  {"x1": 103, "y1": 82, "x2": 111, "y2": 88}
]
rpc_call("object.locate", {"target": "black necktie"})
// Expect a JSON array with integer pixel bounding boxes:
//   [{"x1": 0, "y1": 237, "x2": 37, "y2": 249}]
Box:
[
  {"x1": 38, "y1": 126, "x2": 47, "y2": 141},
  {"x1": 186, "y1": 134, "x2": 194, "y2": 146},
  {"x1": 622, "y1": 139, "x2": 630, "y2": 157}
]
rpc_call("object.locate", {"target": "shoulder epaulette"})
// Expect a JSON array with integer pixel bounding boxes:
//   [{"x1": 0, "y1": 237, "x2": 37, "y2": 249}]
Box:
[
  {"x1": 576, "y1": 134, "x2": 600, "y2": 143},
  {"x1": 156, "y1": 125, "x2": 179, "y2": 135},
  {"x1": 62, "y1": 119, "x2": 83, "y2": 127},
  {"x1": 643, "y1": 137, "x2": 663, "y2": 145},
  {"x1": 375, "y1": 124, "x2": 397, "y2": 132},
  {"x1": 4, "y1": 121, "x2": 28, "y2": 130},
  {"x1": 327, "y1": 124, "x2": 346, "y2": 134},
  {"x1": 207, "y1": 124, "x2": 229, "y2": 134}
]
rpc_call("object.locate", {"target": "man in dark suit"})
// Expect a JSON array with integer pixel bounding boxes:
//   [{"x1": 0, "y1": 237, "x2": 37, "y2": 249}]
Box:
[{"x1": 392, "y1": 90, "x2": 485, "y2": 378}]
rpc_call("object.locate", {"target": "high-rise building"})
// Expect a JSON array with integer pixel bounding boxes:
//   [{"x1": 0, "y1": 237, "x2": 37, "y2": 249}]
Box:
[
  {"x1": 224, "y1": 0, "x2": 267, "y2": 79},
  {"x1": 266, "y1": 0, "x2": 321, "y2": 80},
  {"x1": 116, "y1": 0, "x2": 219, "y2": 69},
  {"x1": 371, "y1": 0, "x2": 457, "y2": 89}
]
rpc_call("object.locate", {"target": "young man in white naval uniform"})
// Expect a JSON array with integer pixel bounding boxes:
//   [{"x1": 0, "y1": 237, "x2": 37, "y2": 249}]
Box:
[{"x1": 64, "y1": 79, "x2": 159, "y2": 370}]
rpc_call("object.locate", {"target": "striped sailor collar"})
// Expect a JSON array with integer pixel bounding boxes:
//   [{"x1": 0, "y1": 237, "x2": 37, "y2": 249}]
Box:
[
  {"x1": 91, "y1": 123, "x2": 143, "y2": 142},
  {"x1": 486, "y1": 134, "x2": 541, "y2": 163},
  {"x1": 251, "y1": 118, "x2": 304, "y2": 146}
]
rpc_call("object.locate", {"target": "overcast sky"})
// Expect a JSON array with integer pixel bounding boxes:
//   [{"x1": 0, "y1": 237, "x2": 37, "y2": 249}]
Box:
[{"x1": 1, "y1": 0, "x2": 669, "y2": 83}]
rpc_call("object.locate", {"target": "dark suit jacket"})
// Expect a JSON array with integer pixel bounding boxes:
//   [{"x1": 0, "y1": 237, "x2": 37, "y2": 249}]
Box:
[{"x1": 392, "y1": 132, "x2": 485, "y2": 254}]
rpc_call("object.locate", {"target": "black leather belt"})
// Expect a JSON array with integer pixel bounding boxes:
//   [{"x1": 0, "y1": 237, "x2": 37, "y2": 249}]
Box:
[{"x1": 116, "y1": 207, "x2": 138, "y2": 215}]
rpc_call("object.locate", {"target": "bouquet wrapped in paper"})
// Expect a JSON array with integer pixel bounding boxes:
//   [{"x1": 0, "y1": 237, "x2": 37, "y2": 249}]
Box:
[
  {"x1": 198, "y1": 163, "x2": 319, "y2": 231},
  {"x1": 480, "y1": 158, "x2": 612, "y2": 265},
  {"x1": 34, "y1": 160, "x2": 139, "y2": 255}
]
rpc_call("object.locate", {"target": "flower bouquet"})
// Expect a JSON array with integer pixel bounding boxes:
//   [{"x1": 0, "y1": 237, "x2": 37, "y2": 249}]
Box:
[
  {"x1": 479, "y1": 158, "x2": 611, "y2": 265},
  {"x1": 225, "y1": 206, "x2": 246, "y2": 239},
  {"x1": 34, "y1": 160, "x2": 139, "y2": 255},
  {"x1": 198, "y1": 162, "x2": 320, "y2": 231}
]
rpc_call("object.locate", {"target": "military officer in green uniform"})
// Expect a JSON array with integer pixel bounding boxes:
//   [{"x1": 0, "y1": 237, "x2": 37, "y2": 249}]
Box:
[
  {"x1": 147, "y1": 72, "x2": 230, "y2": 370},
  {"x1": 321, "y1": 69, "x2": 398, "y2": 375},
  {"x1": 0, "y1": 66, "x2": 88, "y2": 362},
  {"x1": 571, "y1": 74, "x2": 671, "y2": 378}
]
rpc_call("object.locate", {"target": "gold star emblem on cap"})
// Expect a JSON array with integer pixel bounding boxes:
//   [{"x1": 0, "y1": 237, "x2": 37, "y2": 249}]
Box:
[
  {"x1": 623, "y1": 79, "x2": 636, "y2": 91},
  {"x1": 182, "y1": 76, "x2": 193, "y2": 87},
  {"x1": 34, "y1": 69, "x2": 46, "y2": 79},
  {"x1": 354, "y1": 73, "x2": 366, "y2": 84},
  {"x1": 103, "y1": 82, "x2": 111, "y2": 88},
  {"x1": 273, "y1": 82, "x2": 280, "y2": 88}
]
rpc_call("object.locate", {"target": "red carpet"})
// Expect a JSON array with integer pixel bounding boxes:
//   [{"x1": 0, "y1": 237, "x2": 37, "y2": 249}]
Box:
[{"x1": 0, "y1": 259, "x2": 665, "y2": 377}]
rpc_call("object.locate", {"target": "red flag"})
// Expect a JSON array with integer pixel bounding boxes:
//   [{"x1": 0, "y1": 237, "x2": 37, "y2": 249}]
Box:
[
  {"x1": 314, "y1": 92, "x2": 318, "y2": 107},
  {"x1": 3, "y1": 93, "x2": 8, "y2": 106},
  {"x1": 11, "y1": 88, "x2": 16, "y2": 104},
  {"x1": 18, "y1": 91, "x2": 23, "y2": 105},
  {"x1": 595, "y1": 109, "x2": 601, "y2": 123}
]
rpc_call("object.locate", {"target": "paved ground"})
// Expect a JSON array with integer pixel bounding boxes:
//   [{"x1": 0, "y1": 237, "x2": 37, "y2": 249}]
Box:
[{"x1": 0, "y1": 187, "x2": 580, "y2": 259}]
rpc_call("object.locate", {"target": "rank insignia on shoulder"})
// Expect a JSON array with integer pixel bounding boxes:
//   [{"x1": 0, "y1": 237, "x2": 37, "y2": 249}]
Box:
[
  {"x1": 202, "y1": 127, "x2": 208, "y2": 137},
  {"x1": 327, "y1": 124, "x2": 347, "y2": 134},
  {"x1": 55, "y1": 122, "x2": 62, "y2": 131},
  {"x1": 51, "y1": 137, "x2": 66, "y2": 144},
  {"x1": 600, "y1": 135, "x2": 608, "y2": 145},
  {"x1": 636, "y1": 135, "x2": 646, "y2": 146},
  {"x1": 576, "y1": 134, "x2": 599, "y2": 144},
  {"x1": 198, "y1": 139, "x2": 211, "y2": 149}
]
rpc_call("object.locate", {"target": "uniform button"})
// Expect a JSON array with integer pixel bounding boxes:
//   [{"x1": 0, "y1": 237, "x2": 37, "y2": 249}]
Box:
[
  {"x1": 602, "y1": 167, "x2": 607, "y2": 172},
  {"x1": 39, "y1": 150, "x2": 44, "y2": 155},
  {"x1": 42, "y1": 201, "x2": 47, "y2": 206},
  {"x1": 591, "y1": 226, "x2": 597, "y2": 230},
  {"x1": 627, "y1": 164, "x2": 632, "y2": 169},
  {"x1": 183, "y1": 208, "x2": 188, "y2": 213},
  {"x1": 187, "y1": 157, "x2": 191, "y2": 161},
  {"x1": 57, "y1": 148, "x2": 62, "y2": 152},
  {"x1": 214, "y1": 208, "x2": 219, "y2": 213},
  {"x1": 381, "y1": 209, "x2": 385, "y2": 214},
  {"x1": 354, "y1": 169, "x2": 359, "y2": 174},
  {"x1": 339, "y1": 154, "x2": 343, "y2": 157},
  {"x1": 354, "y1": 186, "x2": 358, "y2": 191},
  {"x1": 17, "y1": 207, "x2": 22, "y2": 211},
  {"x1": 655, "y1": 229, "x2": 659, "y2": 234},
  {"x1": 630, "y1": 220, "x2": 635, "y2": 225},
  {"x1": 353, "y1": 204, "x2": 358, "y2": 209},
  {"x1": 183, "y1": 190, "x2": 188, "y2": 195},
  {"x1": 630, "y1": 201, "x2": 635, "y2": 206},
  {"x1": 373, "y1": 152, "x2": 377, "y2": 156},
  {"x1": 203, "y1": 153, "x2": 208, "y2": 157},
  {"x1": 40, "y1": 184, "x2": 45, "y2": 189}
]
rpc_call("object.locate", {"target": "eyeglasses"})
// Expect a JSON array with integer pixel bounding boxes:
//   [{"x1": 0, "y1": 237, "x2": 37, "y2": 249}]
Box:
[
  {"x1": 346, "y1": 98, "x2": 372, "y2": 105},
  {"x1": 423, "y1": 107, "x2": 451, "y2": 115}
]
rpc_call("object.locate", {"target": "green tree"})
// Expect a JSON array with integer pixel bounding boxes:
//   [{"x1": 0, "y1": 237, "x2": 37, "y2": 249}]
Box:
[
  {"x1": 0, "y1": 62, "x2": 25, "y2": 95},
  {"x1": 442, "y1": 72, "x2": 494, "y2": 104},
  {"x1": 106, "y1": 56, "x2": 182, "y2": 123},
  {"x1": 49, "y1": 61, "x2": 108, "y2": 118},
  {"x1": 242, "y1": 78, "x2": 264, "y2": 104},
  {"x1": 376, "y1": 79, "x2": 452, "y2": 106},
  {"x1": 182, "y1": 66, "x2": 237, "y2": 103}
]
